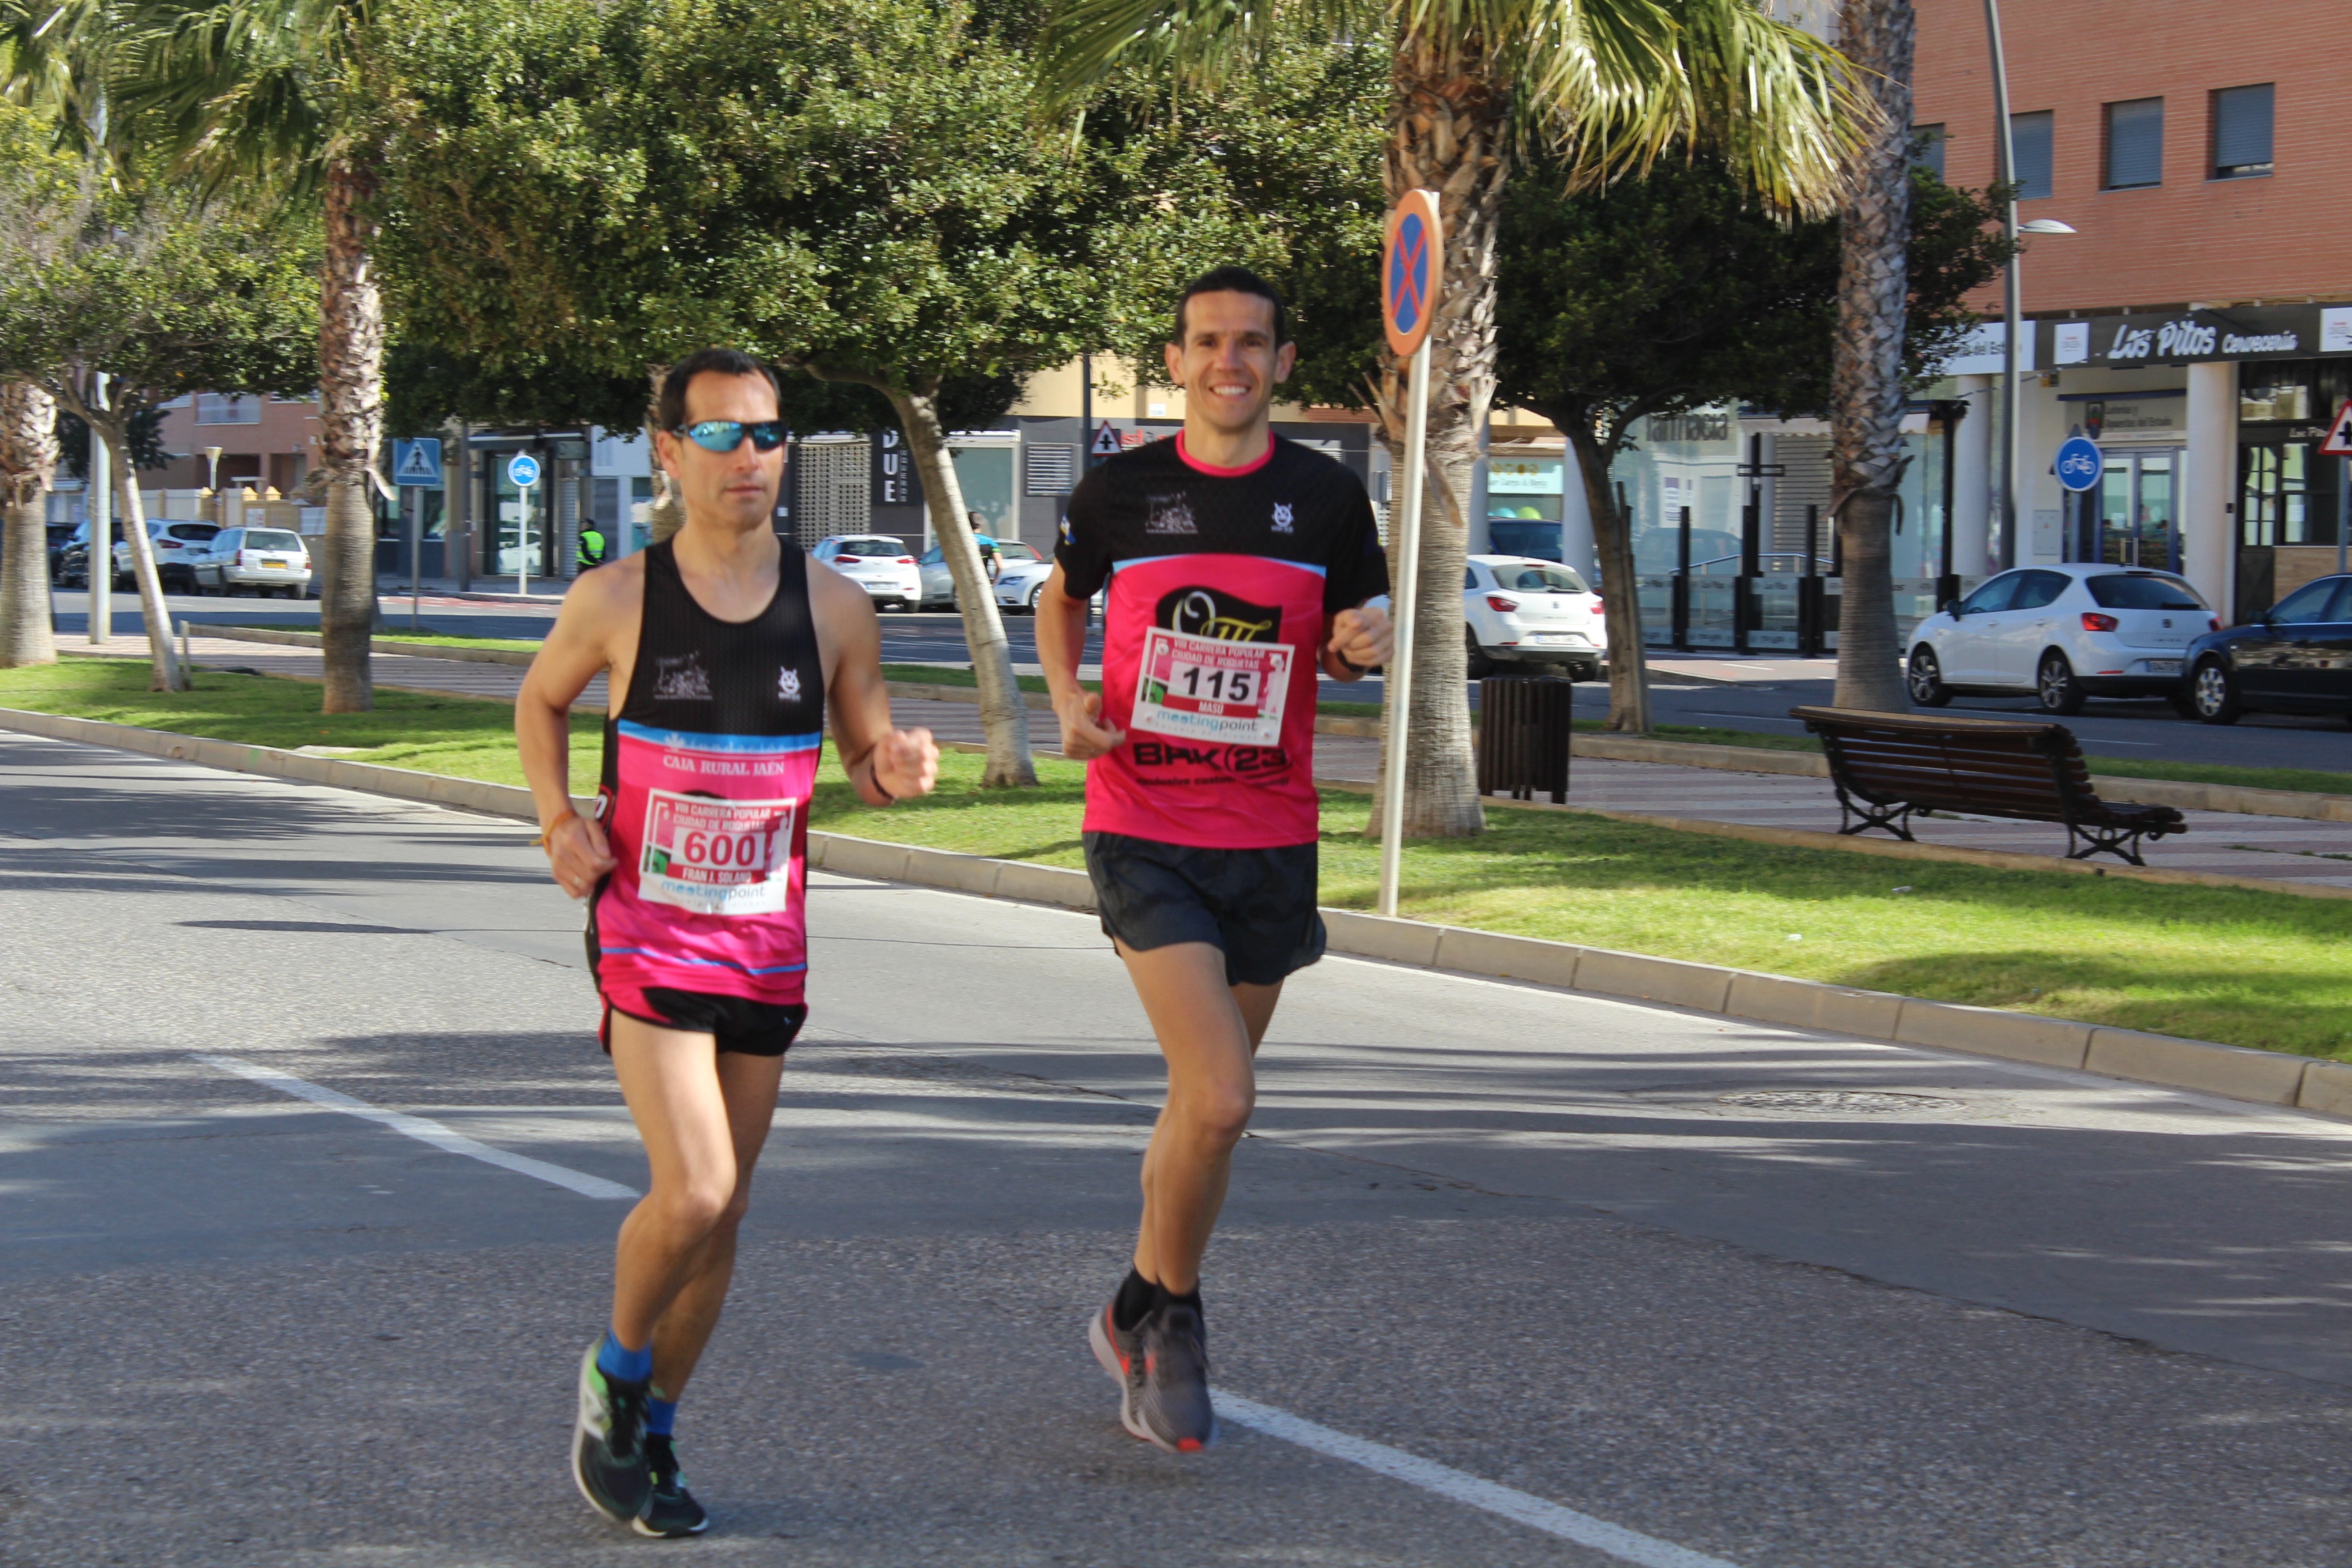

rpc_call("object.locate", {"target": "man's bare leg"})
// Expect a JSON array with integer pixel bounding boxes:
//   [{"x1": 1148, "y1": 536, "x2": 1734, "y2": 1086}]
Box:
[
  {"x1": 606, "y1": 1017, "x2": 783, "y2": 1362},
  {"x1": 1117, "y1": 940, "x2": 1283, "y2": 1293}
]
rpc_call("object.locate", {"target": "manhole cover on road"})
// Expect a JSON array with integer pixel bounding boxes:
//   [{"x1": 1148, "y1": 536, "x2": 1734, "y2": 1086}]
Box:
[{"x1": 1716, "y1": 1090, "x2": 1967, "y2": 1115}]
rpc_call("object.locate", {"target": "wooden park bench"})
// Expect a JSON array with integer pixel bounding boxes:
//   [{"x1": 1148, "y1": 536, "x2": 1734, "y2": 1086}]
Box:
[{"x1": 1788, "y1": 706, "x2": 2187, "y2": 867}]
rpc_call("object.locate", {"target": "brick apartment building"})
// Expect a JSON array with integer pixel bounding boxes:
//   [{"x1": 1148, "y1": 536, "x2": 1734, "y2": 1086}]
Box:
[{"x1": 1914, "y1": 0, "x2": 2352, "y2": 620}]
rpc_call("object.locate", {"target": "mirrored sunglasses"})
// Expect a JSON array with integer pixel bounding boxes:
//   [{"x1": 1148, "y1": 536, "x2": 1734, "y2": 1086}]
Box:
[{"x1": 674, "y1": 419, "x2": 787, "y2": 453}]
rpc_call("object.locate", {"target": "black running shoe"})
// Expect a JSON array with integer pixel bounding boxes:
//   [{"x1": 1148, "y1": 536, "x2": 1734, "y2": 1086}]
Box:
[
  {"x1": 571, "y1": 1339, "x2": 653, "y2": 1524},
  {"x1": 633, "y1": 1435, "x2": 709, "y2": 1538},
  {"x1": 1088, "y1": 1297, "x2": 1148, "y2": 1441},
  {"x1": 1132, "y1": 1303, "x2": 1215, "y2": 1453}
]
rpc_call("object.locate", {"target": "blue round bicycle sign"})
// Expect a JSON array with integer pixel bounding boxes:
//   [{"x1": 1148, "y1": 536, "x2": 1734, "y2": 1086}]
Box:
[
  {"x1": 2055, "y1": 436, "x2": 2102, "y2": 492},
  {"x1": 507, "y1": 453, "x2": 542, "y2": 489}
]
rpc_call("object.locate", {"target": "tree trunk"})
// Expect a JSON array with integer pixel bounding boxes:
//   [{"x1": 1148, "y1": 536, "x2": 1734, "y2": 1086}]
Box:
[
  {"x1": 318, "y1": 154, "x2": 385, "y2": 713},
  {"x1": 1829, "y1": 0, "x2": 1916, "y2": 714},
  {"x1": 1371, "y1": 26, "x2": 1505, "y2": 839},
  {"x1": 885, "y1": 385, "x2": 1036, "y2": 788},
  {"x1": 97, "y1": 417, "x2": 186, "y2": 692},
  {"x1": 0, "y1": 379, "x2": 56, "y2": 668},
  {"x1": 1561, "y1": 414, "x2": 1653, "y2": 734},
  {"x1": 642, "y1": 364, "x2": 685, "y2": 546}
]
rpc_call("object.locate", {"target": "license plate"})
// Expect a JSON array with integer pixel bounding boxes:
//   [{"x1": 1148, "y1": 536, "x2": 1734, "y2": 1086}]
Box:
[
  {"x1": 262, "y1": 558, "x2": 291, "y2": 568},
  {"x1": 2146, "y1": 658, "x2": 2181, "y2": 674},
  {"x1": 1525, "y1": 632, "x2": 1585, "y2": 647}
]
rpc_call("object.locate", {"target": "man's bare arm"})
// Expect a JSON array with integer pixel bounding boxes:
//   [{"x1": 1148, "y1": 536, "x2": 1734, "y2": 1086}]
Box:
[
  {"x1": 813, "y1": 564, "x2": 938, "y2": 804},
  {"x1": 515, "y1": 566, "x2": 630, "y2": 896},
  {"x1": 1036, "y1": 566, "x2": 1124, "y2": 759}
]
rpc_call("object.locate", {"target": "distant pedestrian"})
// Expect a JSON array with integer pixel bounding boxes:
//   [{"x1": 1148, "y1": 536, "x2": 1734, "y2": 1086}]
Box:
[
  {"x1": 970, "y1": 511, "x2": 1001, "y2": 582},
  {"x1": 578, "y1": 524, "x2": 608, "y2": 569}
]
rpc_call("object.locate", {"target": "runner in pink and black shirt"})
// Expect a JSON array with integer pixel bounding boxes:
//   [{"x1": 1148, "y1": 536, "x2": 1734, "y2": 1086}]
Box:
[{"x1": 1039, "y1": 267, "x2": 1393, "y2": 1456}]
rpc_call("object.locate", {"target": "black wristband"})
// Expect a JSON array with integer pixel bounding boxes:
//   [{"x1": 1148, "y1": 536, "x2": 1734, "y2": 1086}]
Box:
[{"x1": 1333, "y1": 649, "x2": 1368, "y2": 674}]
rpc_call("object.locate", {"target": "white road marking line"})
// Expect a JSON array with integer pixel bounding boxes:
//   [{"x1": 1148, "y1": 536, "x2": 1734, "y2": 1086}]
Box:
[
  {"x1": 1217, "y1": 1394, "x2": 1741, "y2": 1568},
  {"x1": 193, "y1": 1054, "x2": 639, "y2": 1200}
]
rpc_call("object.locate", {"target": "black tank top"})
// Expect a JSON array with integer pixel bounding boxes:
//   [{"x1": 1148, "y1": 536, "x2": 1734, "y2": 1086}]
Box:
[{"x1": 602, "y1": 538, "x2": 827, "y2": 793}]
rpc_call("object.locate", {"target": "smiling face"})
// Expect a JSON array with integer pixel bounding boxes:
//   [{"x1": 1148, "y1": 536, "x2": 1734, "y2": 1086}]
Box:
[
  {"x1": 653, "y1": 370, "x2": 785, "y2": 536},
  {"x1": 1164, "y1": 290, "x2": 1296, "y2": 439}
]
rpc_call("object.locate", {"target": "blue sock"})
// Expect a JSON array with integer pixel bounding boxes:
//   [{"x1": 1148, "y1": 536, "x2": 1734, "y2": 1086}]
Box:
[
  {"x1": 647, "y1": 1399, "x2": 677, "y2": 1438},
  {"x1": 595, "y1": 1328, "x2": 653, "y2": 1385}
]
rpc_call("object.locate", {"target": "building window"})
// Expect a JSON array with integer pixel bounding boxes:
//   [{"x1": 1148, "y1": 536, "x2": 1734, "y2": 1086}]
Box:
[
  {"x1": 2010, "y1": 111, "x2": 2053, "y2": 200},
  {"x1": 2103, "y1": 98, "x2": 2163, "y2": 189},
  {"x1": 1025, "y1": 443, "x2": 1076, "y2": 495},
  {"x1": 195, "y1": 393, "x2": 262, "y2": 425},
  {"x1": 2212, "y1": 84, "x2": 2274, "y2": 178},
  {"x1": 1910, "y1": 123, "x2": 1946, "y2": 180}
]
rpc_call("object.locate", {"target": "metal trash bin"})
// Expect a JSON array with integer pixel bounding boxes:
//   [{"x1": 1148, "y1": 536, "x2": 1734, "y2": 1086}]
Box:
[{"x1": 1476, "y1": 676, "x2": 1573, "y2": 803}]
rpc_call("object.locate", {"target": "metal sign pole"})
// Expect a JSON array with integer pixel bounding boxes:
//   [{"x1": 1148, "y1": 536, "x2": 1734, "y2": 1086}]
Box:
[
  {"x1": 1377, "y1": 335, "x2": 1433, "y2": 919},
  {"x1": 517, "y1": 482, "x2": 530, "y2": 599},
  {"x1": 1373, "y1": 188, "x2": 1443, "y2": 921}
]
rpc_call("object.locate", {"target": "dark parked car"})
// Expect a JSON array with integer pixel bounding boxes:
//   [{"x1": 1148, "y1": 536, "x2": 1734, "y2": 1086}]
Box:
[
  {"x1": 45, "y1": 521, "x2": 74, "y2": 576},
  {"x1": 2183, "y1": 574, "x2": 2352, "y2": 725}
]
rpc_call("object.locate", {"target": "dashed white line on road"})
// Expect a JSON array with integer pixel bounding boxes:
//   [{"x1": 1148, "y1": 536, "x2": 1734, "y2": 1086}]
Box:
[
  {"x1": 1218, "y1": 1394, "x2": 1742, "y2": 1568},
  {"x1": 193, "y1": 1054, "x2": 640, "y2": 1200}
]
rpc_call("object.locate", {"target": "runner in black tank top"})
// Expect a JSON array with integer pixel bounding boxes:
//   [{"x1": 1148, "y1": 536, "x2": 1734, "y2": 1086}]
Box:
[
  {"x1": 587, "y1": 536, "x2": 827, "y2": 1057},
  {"x1": 517, "y1": 348, "x2": 938, "y2": 1537}
]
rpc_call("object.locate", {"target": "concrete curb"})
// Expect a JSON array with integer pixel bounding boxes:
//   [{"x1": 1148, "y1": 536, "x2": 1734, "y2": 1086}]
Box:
[
  {"x1": 205, "y1": 624, "x2": 536, "y2": 666},
  {"x1": 1, "y1": 704, "x2": 2336, "y2": 1122}
]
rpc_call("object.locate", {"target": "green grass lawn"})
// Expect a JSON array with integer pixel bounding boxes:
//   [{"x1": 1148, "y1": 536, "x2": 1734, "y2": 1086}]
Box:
[
  {"x1": 8, "y1": 657, "x2": 2348, "y2": 1059},
  {"x1": 229, "y1": 626, "x2": 546, "y2": 655},
  {"x1": 0, "y1": 656, "x2": 601, "y2": 794}
]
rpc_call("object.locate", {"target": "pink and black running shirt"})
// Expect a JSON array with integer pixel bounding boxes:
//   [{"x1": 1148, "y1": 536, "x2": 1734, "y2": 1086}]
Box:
[
  {"x1": 1054, "y1": 432, "x2": 1388, "y2": 850},
  {"x1": 588, "y1": 539, "x2": 826, "y2": 1017}
]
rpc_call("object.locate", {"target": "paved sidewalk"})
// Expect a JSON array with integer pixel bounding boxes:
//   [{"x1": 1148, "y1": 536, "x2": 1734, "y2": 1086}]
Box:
[{"x1": 67, "y1": 632, "x2": 2352, "y2": 892}]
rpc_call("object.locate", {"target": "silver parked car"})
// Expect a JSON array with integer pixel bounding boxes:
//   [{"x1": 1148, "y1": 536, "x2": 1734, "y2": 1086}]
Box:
[
  {"x1": 919, "y1": 540, "x2": 1041, "y2": 610},
  {"x1": 193, "y1": 526, "x2": 312, "y2": 598}
]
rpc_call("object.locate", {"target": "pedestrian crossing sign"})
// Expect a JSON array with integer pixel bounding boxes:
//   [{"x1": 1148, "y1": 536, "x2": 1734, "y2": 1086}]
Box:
[
  {"x1": 392, "y1": 438, "x2": 444, "y2": 488},
  {"x1": 2320, "y1": 400, "x2": 2352, "y2": 458},
  {"x1": 1090, "y1": 422, "x2": 1123, "y2": 457}
]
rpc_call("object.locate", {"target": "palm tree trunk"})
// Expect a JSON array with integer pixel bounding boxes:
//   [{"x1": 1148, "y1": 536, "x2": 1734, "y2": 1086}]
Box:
[
  {"x1": 0, "y1": 380, "x2": 56, "y2": 668},
  {"x1": 1372, "y1": 26, "x2": 1503, "y2": 839},
  {"x1": 95, "y1": 416, "x2": 186, "y2": 692},
  {"x1": 885, "y1": 385, "x2": 1036, "y2": 788},
  {"x1": 1829, "y1": 0, "x2": 1916, "y2": 714},
  {"x1": 1563, "y1": 416, "x2": 1652, "y2": 733},
  {"x1": 318, "y1": 154, "x2": 385, "y2": 713},
  {"x1": 642, "y1": 364, "x2": 685, "y2": 546}
]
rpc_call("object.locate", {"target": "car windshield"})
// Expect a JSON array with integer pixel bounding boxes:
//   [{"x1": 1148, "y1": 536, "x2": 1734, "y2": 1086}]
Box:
[
  {"x1": 998, "y1": 542, "x2": 1041, "y2": 562},
  {"x1": 245, "y1": 531, "x2": 304, "y2": 551},
  {"x1": 1493, "y1": 563, "x2": 1586, "y2": 593},
  {"x1": 835, "y1": 538, "x2": 904, "y2": 556},
  {"x1": 919, "y1": 548, "x2": 943, "y2": 564},
  {"x1": 2085, "y1": 573, "x2": 2205, "y2": 610},
  {"x1": 161, "y1": 523, "x2": 220, "y2": 542}
]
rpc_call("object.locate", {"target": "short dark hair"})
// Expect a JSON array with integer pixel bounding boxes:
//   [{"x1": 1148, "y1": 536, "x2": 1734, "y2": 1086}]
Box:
[
  {"x1": 657, "y1": 347, "x2": 783, "y2": 431},
  {"x1": 1172, "y1": 267, "x2": 1290, "y2": 348}
]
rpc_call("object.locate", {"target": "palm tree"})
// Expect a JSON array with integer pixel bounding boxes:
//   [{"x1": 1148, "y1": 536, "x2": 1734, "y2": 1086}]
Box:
[
  {"x1": 108, "y1": 0, "x2": 382, "y2": 713},
  {"x1": 1049, "y1": 0, "x2": 1867, "y2": 836},
  {"x1": 0, "y1": 378, "x2": 54, "y2": 668},
  {"x1": 1827, "y1": 0, "x2": 1912, "y2": 713}
]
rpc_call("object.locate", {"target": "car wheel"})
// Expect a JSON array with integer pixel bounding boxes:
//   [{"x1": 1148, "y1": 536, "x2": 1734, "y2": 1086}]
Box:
[
  {"x1": 1465, "y1": 625, "x2": 1497, "y2": 681},
  {"x1": 1027, "y1": 581, "x2": 1045, "y2": 611},
  {"x1": 2190, "y1": 657, "x2": 2242, "y2": 725},
  {"x1": 2034, "y1": 651, "x2": 2086, "y2": 716},
  {"x1": 1906, "y1": 645, "x2": 1953, "y2": 708}
]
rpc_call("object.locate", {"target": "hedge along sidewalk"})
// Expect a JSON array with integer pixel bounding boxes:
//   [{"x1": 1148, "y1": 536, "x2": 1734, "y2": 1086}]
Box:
[{"x1": 4, "y1": 702, "x2": 2347, "y2": 1126}]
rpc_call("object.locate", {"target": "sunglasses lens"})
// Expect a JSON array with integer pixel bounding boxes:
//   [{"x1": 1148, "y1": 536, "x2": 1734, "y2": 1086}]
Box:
[
  {"x1": 747, "y1": 423, "x2": 786, "y2": 452},
  {"x1": 684, "y1": 421, "x2": 742, "y2": 453}
]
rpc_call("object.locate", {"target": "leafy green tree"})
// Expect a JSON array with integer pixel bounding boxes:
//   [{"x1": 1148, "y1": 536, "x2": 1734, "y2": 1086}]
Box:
[
  {"x1": 0, "y1": 142, "x2": 317, "y2": 689},
  {"x1": 1494, "y1": 155, "x2": 2010, "y2": 728},
  {"x1": 370, "y1": 0, "x2": 1269, "y2": 786},
  {"x1": 1049, "y1": 0, "x2": 1867, "y2": 836}
]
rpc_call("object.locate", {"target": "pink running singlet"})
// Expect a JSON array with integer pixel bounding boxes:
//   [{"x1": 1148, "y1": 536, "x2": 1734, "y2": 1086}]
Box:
[{"x1": 587, "y1": 540, "x2": 826, "y2": 1020}]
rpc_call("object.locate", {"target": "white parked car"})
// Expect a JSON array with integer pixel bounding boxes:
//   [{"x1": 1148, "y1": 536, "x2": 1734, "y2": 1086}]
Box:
[
  {"x1": 813, "y1": 534, "x2": 921, "y2": 611},
  {"x1": 1464, "y1": 555, "x2": 1604, "y2": 680},
  {"x1": 1906, "y1": 564, "x2": 2219, "y2": 715},
  {"x1": 192, "y1": 526, "x2": 312, "y2": 598},
  {"x1": 920, "y1": 540, "x2": 1041, "y2": 609},
  {"x1": 992, "y1": 550, "x2": 1057, "y2": 614},
  {"x1": 114, "y1": 519, "x2": 221, "y2": 593}
]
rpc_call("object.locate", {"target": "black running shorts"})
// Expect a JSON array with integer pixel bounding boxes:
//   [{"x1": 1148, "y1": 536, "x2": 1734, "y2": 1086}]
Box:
[
  {"x1": 1083, "y1": 830, "x2": 1325, "y2": 988},
  {"x1": 598, "y1": 987, "x2": 809, "y2": 1058}
]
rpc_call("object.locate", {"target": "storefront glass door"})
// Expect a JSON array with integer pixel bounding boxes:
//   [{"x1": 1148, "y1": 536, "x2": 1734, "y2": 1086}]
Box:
[{"x1": 2085, "y1": 451, "x2": 2179, "y2": 570}]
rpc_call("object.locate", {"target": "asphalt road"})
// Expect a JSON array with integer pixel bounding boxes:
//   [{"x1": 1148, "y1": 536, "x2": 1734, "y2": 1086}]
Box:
[{"x1": 9, "y1": 731, "x2": 2352, "y2": 1565}]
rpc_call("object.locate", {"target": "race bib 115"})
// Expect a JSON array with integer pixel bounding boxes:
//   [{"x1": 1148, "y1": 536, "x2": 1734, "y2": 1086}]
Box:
[
  {"x1": 1131, "y1": 627, "x2": 1293, "y2": 747},
  {"x1": 638, "y1": 789, "x2": 798, "y2": 917}
]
